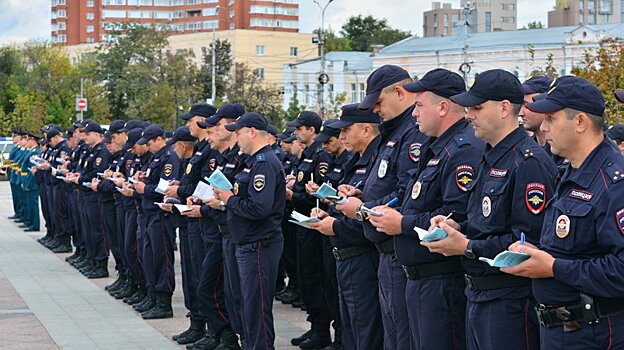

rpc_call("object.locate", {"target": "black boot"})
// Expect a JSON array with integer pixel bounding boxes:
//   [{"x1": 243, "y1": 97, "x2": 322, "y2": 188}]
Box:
[
  {"x1": 133, "y1": 294, "x2": 156, "y2": 312},
  {"x1": 105, "y1": 273, "x2": 125, "y2": 291},
  {"x1": 142, "y1": 293, "x2": 173, "y2": 319},
  {"x1": 176, "y1": 320, "x2": 207, "y2": 345},
  {"x1": 113, "y1": 282, "x2": 137, "y2": 300},
  {"x1": 78, "y1": 260, "x2": 96, "y2": 274},
  {"x1": 291, "y1": 329, "x2": 314, "y2": 346},
  {"x1": 65, "y1": 248, "x2": 82, "y2": 263},
  {"x1": 187, "y1": 330, "x2": 220, "y2": 350},
  {"x1": 125, "y1": 284, "x2": 147, "y2": 305},
  {"x1": 298, "y1": 324, "x2": 332, "y2": 349},
  {"x1": 44, "y1": 238, "x2": 60, "y2": 250},
  {"x1": 52, "y1": 237, "x2": 72, "y2": 253},
  {"x1": 86, "y1": 259, "x2": 109, "y2": 279},
  {"x1": 214, "y1": 329, "x2": 241, "y2": 350},
  {"x1": 322, "y1": 326, "x2": 343, "y2": 350},
  {"x1": 71, "y1": 251, "x2": 88, "y2": 267}
]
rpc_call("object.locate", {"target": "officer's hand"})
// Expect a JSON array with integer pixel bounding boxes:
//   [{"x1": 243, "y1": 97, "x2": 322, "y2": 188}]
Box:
[
  {"x1": 187, "y1": 196, "x2": 197, "y2": 206},
  {"x1": 181, "y1": 205, "x2": 202, "y2": 218},
  {"x1": 91, "y1": 178, "x2": 100, "y2": 191},
  {"x1": 101, "y1": 169, "x2": 112, "y2": 179},
  {"x1": 214, "y1": 188, "x2": 233, "y2": 203},
  {"x1": 61, "y1": 168, "x2": 69, "y2": 175},
  {"x1": 164, "y1": 185, "x2": 179, "y2": 198},
  {"x1": 169, "y1": 180, "x2": 180, "y2": 186},
  {"x1": 369, "y1": 207, "x2": 403, "y2": 235},
  {"x1": 204, "y1": 197, "x2": 222, "y2": 209},
  {"x1": 305, "y1": 181, "x2": 320, "y2": 194},
  {"x1": 112, "y1": 177, "x2": 125, "y2": 187},
  {"x1": 420, "y1": 222, "x2": 468, "y2": 257},
  {"x1": 335, "y1": 196, "x2": 362, "y2": 219},
  {"x1": 338, "y1": 184, "x2": 363, "y2": 199},
  {"x1": 51, "y1": 167, "x2": 57, "y2": 176},
  {"x1": 500, "y1": 244, "x2": 555, "y2": 279},
  {"x1": 310, "y1": 207, "x2": 328, "y2": 219},
  {"x1": 429, "y1": 215, "x2": 461, "y2": 232},
  {"x1": 307, "y1": 216, "x2": 336, "y2": 236},
  {"x1": 285, "y1": 187, "x2": 293, "y2": 201},
  {"x1": 158, "y1": 203, "x2": 173, "y2": 212},
  {"x1": 134, "y1": 181, "x2": 145, "y2": 194},
  {"x1": 113, "y1": 172, "x2": 124, "y2": 179}
]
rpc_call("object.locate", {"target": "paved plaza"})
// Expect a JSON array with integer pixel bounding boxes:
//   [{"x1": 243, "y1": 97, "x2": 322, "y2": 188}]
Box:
[{"x1": 0, "y1": 181, "x2": 309, "y2": 349}]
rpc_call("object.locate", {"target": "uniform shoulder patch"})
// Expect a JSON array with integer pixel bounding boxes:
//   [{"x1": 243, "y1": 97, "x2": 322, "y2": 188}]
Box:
[
  {"x1": 604, "y1": 161, "x2": 624, "y2": 184},
  {"x1": 209, "y1": 158, "x2": 216, "y2": 171},
  {"x1": 254, "y1": 174, "x2": 265, "y2": 191},
  {"x1": 318, "y1": 162, "x2": 329, "y2": 177},
  {"x1": 526, "y1": 182, "x2": 546, "y2": 214},
  {"x1": 164, "y1": 164, "x2": 173, "y2": 177},
  {"x1": 616, "y1": 208, "x2": 624, "y2": 235},
  {"x1": 456, "y1": 165, "x2": 474, "y2": 192},
  {"x1": 408, "y1": 143, "x2": 422, "y2": 163},
  {"x1": 256, "y1": 153, "x2": 266, "y2": 162}
]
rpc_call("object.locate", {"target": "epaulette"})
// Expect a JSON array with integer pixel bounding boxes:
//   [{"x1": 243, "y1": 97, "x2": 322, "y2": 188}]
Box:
[
  {"x1": 604, "y1": 160, "x2": 624, "y2": 184},
  {"x1": 256, "y1": 153, "x2": 266, "y2": 163},
  {"x1": 454, "y1": 134, "x2": 470, "y2": 147},
  {"x1": 521, "y1": 147, "x2": 536, "y2": 159}
]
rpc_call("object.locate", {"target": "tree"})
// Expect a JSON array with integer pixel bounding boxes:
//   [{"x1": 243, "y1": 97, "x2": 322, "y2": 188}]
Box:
[
  {"x1": 340, "y1": 15, "x2": 411, "y2": 52},
  {"x1": 572, "y1": 39, "x2": 624, "y2": 124},
  {"x1": 523, "y1": 21, "x2": 544, "y2": 30},
  {"x1": 226, "y1": 63, "x2": 286, "y2": 128},
  {"x1": 201, "y1": 39, "x2": 233, "y2": 103},
  {"x1": 285, "y1": 88, "x2": 305, "y2": 121},
  {"x1": 313, "y1": 28, "x2": 351, "y2": 53}
]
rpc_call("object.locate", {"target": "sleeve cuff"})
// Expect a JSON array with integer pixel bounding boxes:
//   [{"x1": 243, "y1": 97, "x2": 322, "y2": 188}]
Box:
[
  {"x1": 552, "y1": 258, "x2": 571, "y2": 283},
  {"x1": 401, "y1": 215, "x2": 417, "y2": 238}
]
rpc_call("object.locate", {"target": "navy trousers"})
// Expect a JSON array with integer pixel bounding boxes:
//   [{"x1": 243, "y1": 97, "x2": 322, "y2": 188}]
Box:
[
  {"x1": 113, "y1": 200, "x2": 126, "y2": 272},
  {"x1": 222, "y1": 233, "x2": 244, "y2": 336},
  {"x1": 378, "y1": 253, "x2": 411, "y2": 350},
  {"x1": 84, "y1": 193, "x2": 108, "y2": 261},
  {"x1": 186, "y1": 220, "x2": 206, "y2": 321},
  {"x1": 237, "y1": 236, "x2": 283, "y2": 350},
  {"x1": 124, "y1": 209, "x2": 143, "y2": 284},
  {"x1": 466, "y1": 297, "x2": 539, "y2": 350},
  {"x1": 540, "y1": 312, "x2": 624, "y2": 349},
  {"x1": 336, "y1": 250, "x2": 383, "y2": 350},
  {"x1": 296, "y1": 226, "x2": 330, "y2": 326},
  {"x1": 68, "y1": 190, "x2": 83, "y2": 248},
  {"x1": 142, "y1": 212, "x2": 175, "y2": 294},
  {"x1": 197, "y1": 236, "x2": 229, "y2": 334},
  {"x1": 405, "y1": 273, "x2": 467, "y2": 350}
]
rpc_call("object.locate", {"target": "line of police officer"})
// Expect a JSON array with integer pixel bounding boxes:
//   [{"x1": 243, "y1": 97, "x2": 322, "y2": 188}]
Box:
[{"x1": 6, "y1": 63, "x2": 624, "y2": 350}]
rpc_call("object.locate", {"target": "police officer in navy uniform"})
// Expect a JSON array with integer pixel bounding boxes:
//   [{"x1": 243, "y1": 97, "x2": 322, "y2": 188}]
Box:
[
  {"x1": 335, "y1": 65, "x2": 428, "y2": 349},
  {"x1": 498, "y1": 77, "x2": 624, "y2": 349},
  {"x1": 606, "y1": 124, "x2": 624, "y2": 155},
  {"x1": 133, "y1": 124, "x2": 181, "y2": 319},
  {"x1": 214, "y1": 112, "x2": 285, "y2": 350},
  {"x1": 368, "y1": 69, "x2": 484, "y2": 349},
  {"x1": 308, "y1": 104, "x2": 384, "y2": 350},
  {"x1": 267, "y1": 124, "x2": 285, "y2": 162},
  {"x1": 422, "y1": 69, "x2": 558, "y2": 350},
  {"x1": 286, "y1": 111, "x2": 334, "y2": 349}
]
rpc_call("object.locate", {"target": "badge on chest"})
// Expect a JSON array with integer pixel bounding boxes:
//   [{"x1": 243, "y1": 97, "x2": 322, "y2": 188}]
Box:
[
  {"x1": 411, "y1": 181, "x2": 422, "y2": 200},
  {"x1": 556, "y1": 215, "x2": 570, "y2": 238},
  {"x1": 482, "y1": 196, "x2": 491, "y2": 217},
  {"x1": 378, "y1": 160, "x2": 388, "y2": 178}
]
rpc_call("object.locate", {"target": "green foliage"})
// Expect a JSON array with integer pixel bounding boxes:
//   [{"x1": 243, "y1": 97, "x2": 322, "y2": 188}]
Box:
[
  {"x1": 201, "y1": 39, "x2": 234, "y2": 103},
  {"x1": 285, "y1": 89, "x2": 305, "y2": 122},
  {"x1": 522, "y1": 21, "x2": 544, "y2": 30},
  {"x1": 340, "y1": 15, "x2": 411, "y2": 52},
  {"x1": 571, "y1": 39, "x2": 624, "y2": 124}
]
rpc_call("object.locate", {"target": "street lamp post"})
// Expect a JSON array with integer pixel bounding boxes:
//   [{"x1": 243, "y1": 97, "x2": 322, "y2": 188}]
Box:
[
  {"x1": 314, "y1": 0, "x2": 333, "y2": 119},
  {"x1": 210, "y1": 6, "x2": 221, "y2": 105}
]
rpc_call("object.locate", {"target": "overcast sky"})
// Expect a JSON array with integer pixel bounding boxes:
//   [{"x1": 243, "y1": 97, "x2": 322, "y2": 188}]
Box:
[{"x1": 0, "y1": 0, "x2": 555, "y2": 45}]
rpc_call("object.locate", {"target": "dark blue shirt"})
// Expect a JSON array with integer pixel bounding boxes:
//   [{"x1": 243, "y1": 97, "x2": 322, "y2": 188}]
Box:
[
  {"x1": 396, "y1": 119, "x2": 484, "y2": 266},
  {"x1": 361, "y1": 106, "x2": 428, "y2": 243},
  {"x1": 325, "y1": 150, "x2": 351, "y2": 189},
  {"x1": 78, "y1": 142, "x2": 111, "y2": 199},
  {"x1": 463, "y1": 126, "x2": 558, "y2": 302},
  {"x1": 227, "y1": 145, "x2": 286, "y2": 244},
  {"x1": 141, "y1": 145, "x2": 181, "y2": 214},
  {"x1": 177, "y1": 140, "x2": 213, "y2": 201},
  {"x1": 291, "y1": 140, "x2": 333, "y2": 213},
  {"x1": 533, "y1": 138, "x2": 624, "y2": 304}
]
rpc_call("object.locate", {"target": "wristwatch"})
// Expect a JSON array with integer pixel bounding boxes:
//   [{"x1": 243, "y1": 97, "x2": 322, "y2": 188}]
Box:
[
  {"x1": 464, "y1": 240, "x2": 476, "y2": 259},
  {"x1": 355, "y1": 203, "x2": 364, "y2": 222}
]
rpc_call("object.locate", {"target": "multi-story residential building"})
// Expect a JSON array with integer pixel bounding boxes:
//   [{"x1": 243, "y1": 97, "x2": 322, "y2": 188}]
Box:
[
  {"x1": 548, "y1": 0, "x2": 621, "y2": 27},
  {"x1": 461, "y1": 0, "x2": 518, "y2": 33},
  {"x1": 423, "y1": 2, "x2": 462, "y2": 37},
  {"x1": 51, "y1": 0, "x2": 300, "y2": 45}
]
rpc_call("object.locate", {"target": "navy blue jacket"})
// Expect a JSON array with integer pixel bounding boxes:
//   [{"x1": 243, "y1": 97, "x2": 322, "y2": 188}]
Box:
[
  {"x1": 291, "y1": 140, "x2": 333, "y2": 213},
  {"x1": 227, "y1": 145, "x2": 286, "y2": 244},
  {"x1": 141, "y1": 145, "x2": 181, "y2": 215},
  {"x1": 533, "y1": 138, "x2": 624, "y2": 304}
]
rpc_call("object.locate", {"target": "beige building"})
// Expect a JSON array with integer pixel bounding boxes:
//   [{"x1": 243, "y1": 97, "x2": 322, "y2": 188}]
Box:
[
  {"x1": 423, "y1": 2, "x2": 462, "y2": 37},
  {"x1": 63, "y1": 29, "x2": 316, "y2": 86},
  {"x1": 548, "y1": 0, "x2": 621, "y2": 27},
  {"x1": 461, "y1": 0, "x2": 518, "y2": 33}
]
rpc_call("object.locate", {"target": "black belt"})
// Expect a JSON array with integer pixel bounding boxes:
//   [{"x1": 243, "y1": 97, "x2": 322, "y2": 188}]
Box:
[
  {"x1": 375, "y1": 239, "x2": 394, "y2": 254},
  {"x1": 464, "y1": 273, "x2": 531, "y2": 291},
  {"x1": 536, "y1": 294, "x2": 624, "y2": 329},
  {"x1": 218, "y1": 224, "x2": 229, "y2": 234},
  {"x1": 332, "y1": 246, "x2": 373, "y2": 261},
  {"x1": 403, "y1": 259, "x2": 464, "y2": 280}
]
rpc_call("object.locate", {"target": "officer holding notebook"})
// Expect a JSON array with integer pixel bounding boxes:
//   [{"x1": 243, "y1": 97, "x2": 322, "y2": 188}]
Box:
[
  {"x1": 368, "y1": 68, "x2": 484, "y2": 349},
  {"x1": 501, "y1": 77, "x2": 624, "y2": 349},
  {"x1": 421, "y1": 69, "x2": 558, "y2": 350}
]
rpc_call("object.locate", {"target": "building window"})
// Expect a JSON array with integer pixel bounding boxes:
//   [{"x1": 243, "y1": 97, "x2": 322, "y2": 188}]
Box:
[
  {"x1": 87, "y1": 12, "x2": 95, "y2": 20},
  {"x1": 443, "y1": 13, "x2": 448, "y2": 25},
  {"x1": 359, "y1": 83, "x2": 366, "y2": 102},
  {"x1": 599, "y1": 0, "x2": 613, "y2": 14},
  {"x1": 87, "y1": 37, "x2": 95, "y2": 43},
  {"x1": 104, "y1": 0, "x2": 126, "y2": 4},
  {"x1": 255, "y1": 68, "x2": 265, "y2": 79},
  {"x1": 203, "y1": 0, "x2": 218, "y2": 3},
  {"x1": 230, "y1": 9, "x2": 235, "y2": 18},
  {"x1": 500, "y1": 3, "x2": 505, "y2": 10},
  {"x1": 290, "y1": 47, "x2": 298, "y2": 56},
  {"x1": 256, "y1": 45, "x2": 265, "y2": 56},
  {"x1": 58, "y1": 22, "x2": 66, "y2": 30},
  {"x1": 58, "y1": 9, "x2": 66, "y2": 18},
  {"x1": 58, "y1": 0, "x2": 66, "y2": 4},
  {"x1": 203, "y1": 20, "x2": 218, "y2": 29},
  {"x1": 187, "y1": 0, "x2": 201, "y2": 4},
  {"x1": 485, "y1": 11, "x2": 492, "y2": 32},
  {"x1": 102, "y1": 10, "x2": 125, "y2": 18},
  {"x1": 187, "y1": 21, "x2": 202, "y2": 30},
  {"x1": 509, "y1": 4, "x2": 515, "y2": 10},
  {"x1": 86, "y1": 25, "x2": 94, "y2": 33},
  {"x1": 87, "y1": 0, "x2": 94, "y2": 7},
  {"x1": 350, "y1": 83, "x2": 357, "y2": 103},
  {"x1": 229, "y1": 22, "x2": 235, "y2": 29},
  {"x1": 57, "y1": 34, "x2": 67, "y2": 43},
  {"x1": 443, "y1": 27, "x2": 449, "y2": 35},
  {"x1": 202, "y1": 7, "x2": 218, "y2": 16}
]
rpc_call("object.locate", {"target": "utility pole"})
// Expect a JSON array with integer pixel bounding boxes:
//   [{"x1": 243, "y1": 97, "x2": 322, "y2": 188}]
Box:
[
  {"x1": 211, "y1": 27, "x2": 216, "y2": 105},
  {"x1": 314, "y1": 0, "x2": 333, "y2": 119},
  {"x1": 80, "y1": 77, "x2": 84, "y2": 122},
  {"x1": 459, "y1": 1, "x2": 475, "y2": 86}
]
